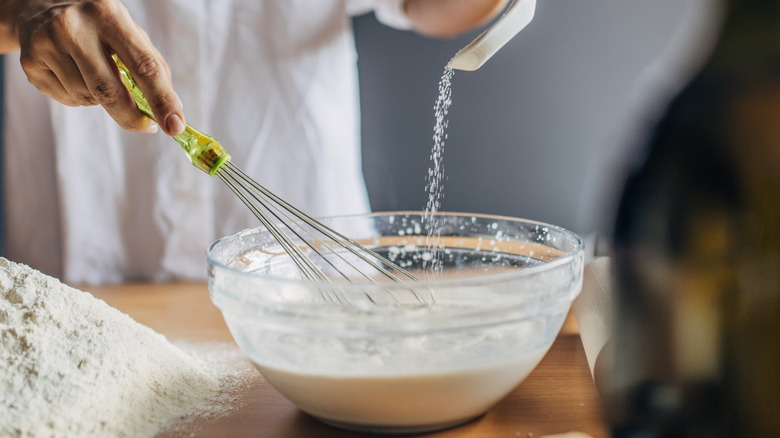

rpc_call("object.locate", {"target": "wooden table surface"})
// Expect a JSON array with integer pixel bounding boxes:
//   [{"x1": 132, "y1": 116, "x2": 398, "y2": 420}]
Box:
[{"x1": 85, "y1": 283, "x2": 608, "y2": 438}]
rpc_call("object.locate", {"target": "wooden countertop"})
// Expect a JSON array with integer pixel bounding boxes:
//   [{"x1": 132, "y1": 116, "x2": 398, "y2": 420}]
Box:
[{"x1": 85, "y1": 283, "x2": 608, "y2": 438}]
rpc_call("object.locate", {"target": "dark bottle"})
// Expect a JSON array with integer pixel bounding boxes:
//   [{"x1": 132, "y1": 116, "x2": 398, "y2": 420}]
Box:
[{"x1": 609, "y1": 0, "x2": 780, "y2": 436}]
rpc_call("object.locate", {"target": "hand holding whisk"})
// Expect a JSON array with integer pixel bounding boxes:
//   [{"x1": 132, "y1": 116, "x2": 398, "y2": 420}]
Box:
[{"x1": 113, "y1": 56, "x2": 423, "y2": 304}]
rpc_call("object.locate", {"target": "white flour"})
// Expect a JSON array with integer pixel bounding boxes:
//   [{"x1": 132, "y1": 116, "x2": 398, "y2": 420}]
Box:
[
  {"x1": 423, "y1": 66, "x2": 454, "y2": 278},
  {"x1": 0, "y1": 257, "x2": 250, "y2": 437}
]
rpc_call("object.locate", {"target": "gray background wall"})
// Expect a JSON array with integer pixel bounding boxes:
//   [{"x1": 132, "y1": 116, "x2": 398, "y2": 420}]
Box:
[{"x1": 355, "y1": 0, "x2": 715, "y2": 237}]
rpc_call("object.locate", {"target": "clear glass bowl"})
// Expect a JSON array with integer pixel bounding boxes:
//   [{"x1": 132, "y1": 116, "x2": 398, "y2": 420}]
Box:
[{"x1": 207, "y1": 212, "x2": 584, "y2": 434}]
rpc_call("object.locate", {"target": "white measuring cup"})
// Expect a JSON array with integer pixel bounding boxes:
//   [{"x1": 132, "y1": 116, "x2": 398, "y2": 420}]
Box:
[{"x1": 448, "y1": 0, "x2": 537, "y2": 71}]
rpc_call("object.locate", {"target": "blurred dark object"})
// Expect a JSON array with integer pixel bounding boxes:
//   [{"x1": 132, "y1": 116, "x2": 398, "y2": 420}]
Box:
[{"x1": 609, "y1": 0, "x2": 780, "y2": 436}]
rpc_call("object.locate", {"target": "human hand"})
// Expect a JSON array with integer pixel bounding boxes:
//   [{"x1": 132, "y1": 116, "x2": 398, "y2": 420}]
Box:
[
  {"x1": 5, "y1": 0, "x2": 185, "y2": 135},
  {"x1": 404, "y1": 0, "x2": 509, "y2": 38}
]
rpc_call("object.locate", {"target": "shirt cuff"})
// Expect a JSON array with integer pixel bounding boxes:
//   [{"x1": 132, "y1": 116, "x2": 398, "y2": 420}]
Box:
[{"x1": 372, "y1": 0, "x2": 413, "y2": 31}]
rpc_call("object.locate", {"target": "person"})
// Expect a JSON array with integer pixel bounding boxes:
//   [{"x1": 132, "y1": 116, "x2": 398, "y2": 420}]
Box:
[{"x1": 0, "y1": 0, "x2": 507, "y2": 283}]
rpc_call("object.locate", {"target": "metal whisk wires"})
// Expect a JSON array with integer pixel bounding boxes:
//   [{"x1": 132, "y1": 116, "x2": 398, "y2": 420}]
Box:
[{"x1": 216, "y1": 161, "x2": 419, "y2": 286}]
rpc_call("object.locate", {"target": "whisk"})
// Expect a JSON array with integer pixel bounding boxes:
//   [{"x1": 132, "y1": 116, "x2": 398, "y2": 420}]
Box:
[{"x1": 113, "y1": 56, "x2": 419, "y2": 288}]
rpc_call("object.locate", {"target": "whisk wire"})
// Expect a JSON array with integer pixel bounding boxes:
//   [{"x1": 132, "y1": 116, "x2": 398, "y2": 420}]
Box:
[
  {"x1": 220, "y1": 170, "x2": 359, "y2": 306},
  {"x1": 219, "y1": 164, "x2": 354, "y2": 283},
  {"x1": 217, "y1": 162, "x2": 434, "y2": 306},
  {"x1": 219, "y1": 162, "x2": 418, "y2": 285},
  {"x1": 218, "y1": 170, "x2": 328, "y2": 282}
]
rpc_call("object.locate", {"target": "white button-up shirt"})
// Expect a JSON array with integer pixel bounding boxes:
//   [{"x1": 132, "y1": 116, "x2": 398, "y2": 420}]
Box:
[{"x1": 2, "y1": 0, "x2": 410, "y2": 284}]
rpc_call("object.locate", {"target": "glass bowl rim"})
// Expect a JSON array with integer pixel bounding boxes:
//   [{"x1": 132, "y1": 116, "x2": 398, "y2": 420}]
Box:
[{"x1": 206, "y1": 211, "x2": 585, "y2": 291}]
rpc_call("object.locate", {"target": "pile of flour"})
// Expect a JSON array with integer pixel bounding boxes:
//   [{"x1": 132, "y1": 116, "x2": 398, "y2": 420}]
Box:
[{"x1": 0, "y1": 257, "x2": 233, "y2": 437}]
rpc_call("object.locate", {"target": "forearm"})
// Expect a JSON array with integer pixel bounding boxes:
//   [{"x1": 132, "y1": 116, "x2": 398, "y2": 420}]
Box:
[
  {"x1": 1, "y1": 0, "x2": 23, "y2": 52},
  {"x1": 404, "y1": 0, "x2": 509, "y2": 38}
]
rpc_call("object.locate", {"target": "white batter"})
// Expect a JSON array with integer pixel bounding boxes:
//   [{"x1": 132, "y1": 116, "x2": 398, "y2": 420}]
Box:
[{"x1": 254, "y1": 347, "x2": 548, "y2": 429}]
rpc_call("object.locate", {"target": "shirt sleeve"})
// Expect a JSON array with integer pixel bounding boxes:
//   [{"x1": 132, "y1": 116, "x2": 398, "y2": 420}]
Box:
[{"x1": 347, "y1": 0, "x2": 413, "y2": 31}]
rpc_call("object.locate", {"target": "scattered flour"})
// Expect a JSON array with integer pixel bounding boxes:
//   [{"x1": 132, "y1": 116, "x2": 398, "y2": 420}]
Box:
[
  {"x1": 0, "y1": 257, "x2": 252, "y2": 437},
  {"x1": 423, "y1": 66, "x2": 455, "y2": 278},
  {"x1": 160, "y1": 342, "x2": 258, "y2": 435}
]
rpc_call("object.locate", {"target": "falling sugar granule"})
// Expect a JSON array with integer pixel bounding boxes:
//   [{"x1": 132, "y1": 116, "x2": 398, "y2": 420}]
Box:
[{"x1": 423, "y1": 66, "x2": 454, "y2": 278}]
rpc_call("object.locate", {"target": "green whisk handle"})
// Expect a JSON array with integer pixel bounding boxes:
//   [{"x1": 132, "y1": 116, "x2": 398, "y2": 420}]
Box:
[{"x1": 113, "y1": 55, "x2": 230, "y2": 176}]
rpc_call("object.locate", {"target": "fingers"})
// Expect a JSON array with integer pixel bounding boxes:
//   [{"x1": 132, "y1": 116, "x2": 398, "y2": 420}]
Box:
[
  {"x1": 107, "y1": 25, "x2": 185, "y2": 136},
  {"x1": 69, "y1": 37, "x2": 159, "y2": 133},
  {"x1": 25, "y1": 64, "x2": 74, "y2": 105},
  {"x1": 44, "y1": 53, "x2": 96, "y2": 106},
  {"x1": 16, "y1": 0, "x2": 182, "y2": 135},
  {"x1": 18, "y1": 14, "x2": 93, "y2": 107},
  {"x1": 95, "y1": 1, "x2": 184, "y2": 135}
]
